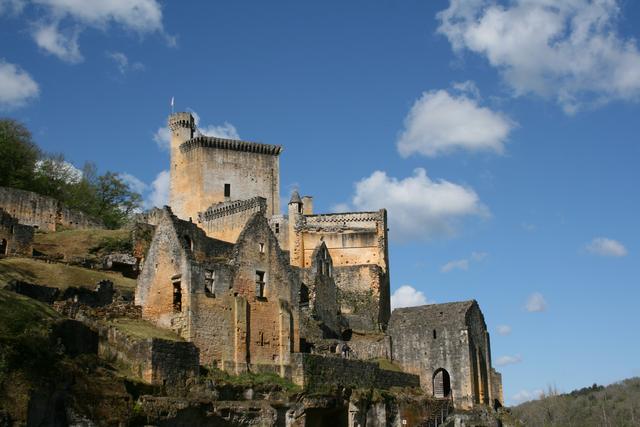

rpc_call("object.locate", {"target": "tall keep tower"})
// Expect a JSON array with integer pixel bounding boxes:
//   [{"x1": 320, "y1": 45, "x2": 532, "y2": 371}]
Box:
[{"x1": 168, "y1": 112, "x2": 282, "y2": 223}]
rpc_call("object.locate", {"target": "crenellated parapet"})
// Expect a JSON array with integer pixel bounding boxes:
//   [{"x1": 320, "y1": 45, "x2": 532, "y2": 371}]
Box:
[
  {"x1": 168, "y1": 112, "x2": 195, "y2": 132},
  {"x1": 180, "y1": 136, "x2": 282, "y2": 156},
  {"x1": 198, "y1": 197, "x2": 266, "y2": 223},
  {"x1": 303, "y1": 211, "x2": 383, "y2": 231}
]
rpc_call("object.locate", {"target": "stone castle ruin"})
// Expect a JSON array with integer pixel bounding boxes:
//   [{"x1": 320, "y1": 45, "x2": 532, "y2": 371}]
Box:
[{"x1": 136, "y1": 112, "x2": 504, "y2": 411}]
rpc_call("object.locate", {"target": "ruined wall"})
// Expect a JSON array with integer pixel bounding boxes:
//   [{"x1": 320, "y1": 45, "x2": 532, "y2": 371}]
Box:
[
  {"x1": 169, "y1": 112, "x2": 281, "y2": 223},
  {"x1": 289, "y1": 210, "x2": 391, "y2": 332},
  {"x1": 333, "y1": 264, "x2": 388, "y2": 332},
  {"x1": 268, "y1": 214, "x2": 288, "y2": 251},
  {"x1": 290, "y1": 354, "x2": 420, "y2": 391},
  {"x1": 229, "y1": 214, "x2": 299, "y2": 372},
  {"x1": 0, "y1": 208, "x2": 33, "y2": 256},
  {"x1": 0, "y1": 186, "x2": 103, "y2": 231},
  {"x1": 388, "y1": 301, "x2": 490, "y2": 410},
  {"x1": 490, "y1": 368, "x2": 504, "y2": 407},
  {"x1": 198, "y1": 197, "x2": 266, "y2": 243},
  {"x1": 300, "y1": 242, "x2": 339, "y2": 337},
  {"x1": 99, "y1": 325, "x2": 199, "y2": 390}
]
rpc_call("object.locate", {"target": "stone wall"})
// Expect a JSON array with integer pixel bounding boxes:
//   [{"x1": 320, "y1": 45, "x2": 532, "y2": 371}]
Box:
[
  {"x1": 333, "y1": 264, "x2": 388, "y2": 332},
  {"x1": 290, "y1": 353, "x2": 420, "y2": 391},
  {"x1": 99, "y1": 324, "x2": 199, "y2": 390},
  {"x1": 388, "y1": 301, "x2": 495, "y2": 410},
  {"x1": 347, "y1": 333, "x2": 391, "y2": 361},
  {"x1": 169, "y1": 112, "x2": 281, "y2": 223},
  {"x1": 0, "y1": 208, "x2": 33, "y2": 256},
  {"x1": 198, "y1": 197, "x2": 266, "y2": 243},
  {"x1": 288, "y1": 208, "x2": 391, "y2": 332},
  {"x1": 0, "y1": 186, "x2": 103, "y2": 231}
]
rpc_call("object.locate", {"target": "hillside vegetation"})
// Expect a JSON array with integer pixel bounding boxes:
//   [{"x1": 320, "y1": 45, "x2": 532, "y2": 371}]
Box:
[
  {"x1": 33, "y1": 228, "x2": 131, "y2": 261},
  {"x1": 0, "y1": 257, "x2": 136, "y2": 291},
  {"x1": 511, "y1": 378, "x2": 640, "y2": 426},
  {"x1": 1, "y1": 118, "x2": 141, "y2": 228}
]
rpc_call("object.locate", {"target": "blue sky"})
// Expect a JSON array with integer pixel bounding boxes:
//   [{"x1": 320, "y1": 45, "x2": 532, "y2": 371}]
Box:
[{"x1": 1, "y1": 0, "x2": 639, "y2": 405}]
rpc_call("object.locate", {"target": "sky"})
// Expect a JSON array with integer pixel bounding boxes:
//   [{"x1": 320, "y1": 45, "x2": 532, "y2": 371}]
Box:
[{"x1": 1, "y1": 0, "x2": 639, "y2": 406}]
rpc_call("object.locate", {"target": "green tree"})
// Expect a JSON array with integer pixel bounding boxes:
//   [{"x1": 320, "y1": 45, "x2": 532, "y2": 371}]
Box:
[{"x1": 0, "y1": 119, "x2": 40, "y2": 189}]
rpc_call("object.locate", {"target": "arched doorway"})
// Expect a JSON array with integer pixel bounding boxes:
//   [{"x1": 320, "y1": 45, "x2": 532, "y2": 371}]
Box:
[
  {"x1": 433, "y1": 368, "x2": 451, "y2": 398},
  {"x1": 0, "y1": 239, "x2": 7, "y2": 255}
]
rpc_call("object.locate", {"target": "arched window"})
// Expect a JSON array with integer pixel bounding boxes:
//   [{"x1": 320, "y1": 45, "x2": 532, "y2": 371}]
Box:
[{"x1": 433, "y1": 368, "x2": 451, "y2": 398}]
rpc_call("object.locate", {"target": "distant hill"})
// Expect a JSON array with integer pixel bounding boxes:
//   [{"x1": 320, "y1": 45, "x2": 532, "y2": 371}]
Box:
[{"x1": 511, "y1": 378, "x2": 640, "y2": 426}]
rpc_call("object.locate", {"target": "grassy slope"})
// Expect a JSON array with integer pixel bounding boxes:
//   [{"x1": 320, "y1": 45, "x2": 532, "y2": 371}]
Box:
[
  {"x1": 0, "y1": 289, "x2": 133, "y2": 423},
  {"x1": 511, "y1": 378, "x2": 640, "y2": 426},
  {"x1": 0, "y1": 257, "x2": 136, "y2": 291},
  {"x1": 33, "y1": 228, "x2": 130, "y2": 260},
  {"x1": 109, "y1": 318, "x2": 184, "y2": 341}
]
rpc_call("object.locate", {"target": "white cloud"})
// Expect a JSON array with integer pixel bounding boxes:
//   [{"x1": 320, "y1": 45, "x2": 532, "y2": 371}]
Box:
[
  {"x1": 351, "y1": 168, "x2": 488, "y2": 241},
  {"x1": 10, "y1": 0, "x2": 167, "y2": 62},
  {"x1": 154, "y1": 110, "x2": 240, "y2": 151},
  {"x1": 32, "y1": 0, "x2": 163, "y2": 32},
  {"x1": 146, "y1": 169, "x2": 169, "y2": 208},
  {"x1": 441, "y1": 251, "x2": 488, "y2": 273},
  {"x1": 526, "y1": 292, "x2": 547, "y2": 313},
  {"x1": 117, "y1": 170, "x2": 168, "y2": 209},
  {"x1": 107, "y1": 51, "x2": 144, "y2": 74},
  {"x1": 32, "y1": 22, "x2": 82, "y2": 63},
  {"x1": 510, "y1": 388, "x2": 543, "y2": 405},
  {"x1": 35, "y1": 158, "x2": 82, "y2": 183},
  {"x1": 496, "y1": 354, "x2": 522, "y2": 367},
  {"x1": 390, "y1": 285, "x2": 429, "y2": 310},
  {"x1": 397, "y1": 87, "x2": 515, "y2": 157},
  {"x1": 0, "y1": 60, "x2": 39, "y2": 109},
  {"x1": 441, "y1": 259, "x2": 469, "y2": 273},
  {"x1": 119, "y1": 172, "x2": 148, "y2": 194},
  {"x1": 496, "y1": 324, "x2": 512, "y2": 336},
  {"x1": 437, "y1": 0, "x2": 640, "y2": 113},
  {"x1": 585, "y1": 237, "x2": 627, "y2": 257},
  {"x1": 0, "y1": 0, "x2": 25, "y2": 14}
]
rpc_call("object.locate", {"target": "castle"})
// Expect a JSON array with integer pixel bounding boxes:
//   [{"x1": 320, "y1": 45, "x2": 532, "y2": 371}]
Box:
[{"x1": 136, "y1": 112, "x2": 504, "y2": 410}]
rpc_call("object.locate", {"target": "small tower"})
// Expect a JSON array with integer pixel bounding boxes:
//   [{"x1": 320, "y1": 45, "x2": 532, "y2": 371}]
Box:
[
  {"x1": 168, "y1": 112, "x2": 196, "y2": 220},
  {"x1": 288, "y1": 191, "x2": 304, "y2": 267}
]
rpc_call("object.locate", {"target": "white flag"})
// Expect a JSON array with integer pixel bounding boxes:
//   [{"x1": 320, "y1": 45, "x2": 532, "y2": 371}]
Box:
[{"x1": 170, "y1": 96, "x2": 174, "y2": 107}]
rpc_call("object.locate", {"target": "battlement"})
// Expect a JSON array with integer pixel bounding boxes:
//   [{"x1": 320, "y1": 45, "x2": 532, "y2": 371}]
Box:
[
  {"x1": 304, "y1": 210, "x2": 383, "y2": 227},
  {"x1": 168, "y1": 112, "x2": 195, "y2": 131},
  {"x1": 180, "y1": 136, "x2": 282, "y2": 156},
  {"x1": 198, "y1": 197, "x2": 266, "y2": 223}
]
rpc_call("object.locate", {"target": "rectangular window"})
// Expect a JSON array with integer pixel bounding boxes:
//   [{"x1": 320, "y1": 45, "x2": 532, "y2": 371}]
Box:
[
  {"x1": 259, "y1": 243, "x2": 265, "y2": 253},
  {"x1": 224, "y1": 183, "x2": 231, "y2": 197},
  {"x1": 204, "y1": 269, "x2": 215, "y2": 295},
  {"x1": 275, "y1": 223, "x2": 280, "y2": 234},
  {"x1": 255, "y1": 270, "x2": 266, "y2": 298},
  {"x1": 172, "y1": 281, "x2": 182, "y2": 312}
]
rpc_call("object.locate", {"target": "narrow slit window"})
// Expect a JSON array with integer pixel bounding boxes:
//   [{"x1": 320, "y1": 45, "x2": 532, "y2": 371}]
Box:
[
  {"x1": 204, "y1": 269, "x2": 215, "y2": 295},
  {"x1": 172, "y1": 281, "x2": 182, "y2": 312},
  {"x1": 255, "y1": 270, "x2": 266, "y2": 298},
  {"x1": 433, "y1": 329, "x2": 437, "y2": 339},
  {"x1": 224, "y1": 183, "x2": 231, "y2": 197},
  {"x1": 259, "y1": 243, "x2": 265, "y2": 253}
]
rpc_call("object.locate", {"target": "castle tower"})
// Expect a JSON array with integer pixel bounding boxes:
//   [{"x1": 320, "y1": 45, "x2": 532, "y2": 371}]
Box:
[
  {"x1": 169, "y1": 112, "x2": 196, "y2": 221},
  {"x1": 167, "y1": 111, "x2": 282, "y2": 224}
]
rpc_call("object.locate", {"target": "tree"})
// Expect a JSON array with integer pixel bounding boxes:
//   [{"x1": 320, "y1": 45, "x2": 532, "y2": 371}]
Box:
[{"x1": 0, "y1": 119, "x2": 40, "y2": 189}]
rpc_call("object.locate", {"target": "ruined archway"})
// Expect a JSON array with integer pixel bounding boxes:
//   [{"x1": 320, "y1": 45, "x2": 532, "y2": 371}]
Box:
[{"x1": 433, "y1": 368, "x2": 451, "y2": 398}]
